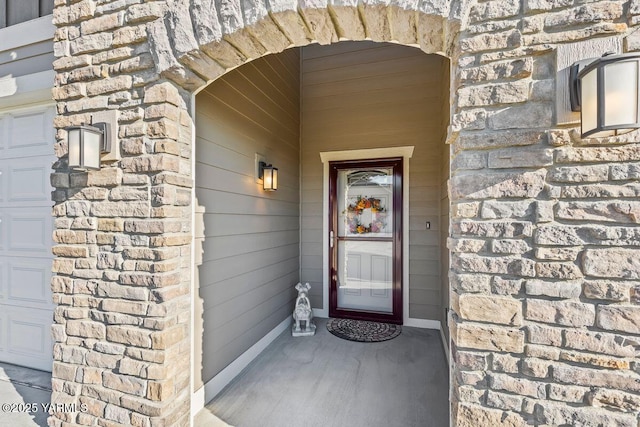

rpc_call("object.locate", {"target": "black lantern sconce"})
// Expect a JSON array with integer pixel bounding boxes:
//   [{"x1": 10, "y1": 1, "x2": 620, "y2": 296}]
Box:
[
  {"x1": 67, "y1": 122, "x2": 113, "y2": 170},
  {"x1": 570, "y1": 52, "x2": 640, "y2": 138},
  {"x1": 259, "y1": 161, "x2": 278, "y2": 191}
]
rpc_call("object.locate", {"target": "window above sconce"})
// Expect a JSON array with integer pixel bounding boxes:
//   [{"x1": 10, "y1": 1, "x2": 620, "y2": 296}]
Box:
[{"x1": 570, "y1": 52, "x2": 640, "y2": 138}]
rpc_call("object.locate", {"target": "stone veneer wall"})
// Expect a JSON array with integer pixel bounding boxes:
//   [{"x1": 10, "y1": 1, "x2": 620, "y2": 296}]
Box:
[{"x1": 49, "y1": 0, "x2": 640, "y2": 425}]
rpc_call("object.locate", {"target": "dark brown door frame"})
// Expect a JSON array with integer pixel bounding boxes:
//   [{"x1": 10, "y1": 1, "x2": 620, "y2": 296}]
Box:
[{"x1": 328, "y1": 158, "x2": 403, "y2": 325}]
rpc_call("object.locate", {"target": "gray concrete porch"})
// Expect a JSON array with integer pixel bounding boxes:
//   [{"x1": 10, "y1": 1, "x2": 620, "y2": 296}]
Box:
[
  {"x1": 0, "y1": 362, "x2": 52, "y2": 427},
  {"x1": 196, "y1": 318, "x2": 450, "y2": 427}
]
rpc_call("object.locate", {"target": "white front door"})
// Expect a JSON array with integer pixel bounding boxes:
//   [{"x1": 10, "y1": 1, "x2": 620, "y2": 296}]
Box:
[{"x1": 0, "y1": 105, "x2": 55, "y2": 372}]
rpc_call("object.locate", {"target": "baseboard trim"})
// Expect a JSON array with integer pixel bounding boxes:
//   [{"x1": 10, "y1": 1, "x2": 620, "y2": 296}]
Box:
[
  {"x1": 313, "y1": 308, "x2": 327, "y2": 318},
  {"x1": 191, "y1": 316, "x2": 292, "y2": 419},
  {"x1": 404, "y1": 317, "x2": 441, "y2": 329}
]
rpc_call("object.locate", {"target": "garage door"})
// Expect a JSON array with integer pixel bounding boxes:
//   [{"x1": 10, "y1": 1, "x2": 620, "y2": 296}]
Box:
[{"x1": 0, "y1": 104, "x2": 55, "y2": 372}]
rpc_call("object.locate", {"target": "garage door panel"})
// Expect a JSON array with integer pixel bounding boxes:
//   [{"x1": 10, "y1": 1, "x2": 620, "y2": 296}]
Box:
[
  {"x1": 0, "y1": 307, "x2": 53, "y2": 371},
  {"x1": 0, "y1": 108, "x2": 54, "y2": 159},
  {"x1": 0, "y1": 103, "x2": 54, "y2": 372},
  {"x1": 7, "y1": 213, "x2": 51, "y2": 255},
  {"x1": 8, "y1": 163, "x2": 49, "y2": 202},
  {"x1": 6, "y1": 261, "x2": 51, "y2": 307}
]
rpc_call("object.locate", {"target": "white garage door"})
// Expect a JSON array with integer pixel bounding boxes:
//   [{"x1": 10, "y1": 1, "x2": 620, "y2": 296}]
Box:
[{"x1": 0, "y1": 104, "x2": 55, "y2": 372}]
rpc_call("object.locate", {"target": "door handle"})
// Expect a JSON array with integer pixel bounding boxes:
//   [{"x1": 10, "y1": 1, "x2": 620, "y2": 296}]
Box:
[{"x1": 330, "y1": 230, "x2": 334, "y2": 248}]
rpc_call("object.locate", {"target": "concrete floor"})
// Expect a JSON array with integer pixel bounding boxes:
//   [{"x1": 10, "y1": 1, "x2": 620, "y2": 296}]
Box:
[
  {"x1": 0, "y1": 362, "x2": 51, "y2": 427},
  {"x1": 196, "y1": 318, "x2": 450, "y2": 427}
]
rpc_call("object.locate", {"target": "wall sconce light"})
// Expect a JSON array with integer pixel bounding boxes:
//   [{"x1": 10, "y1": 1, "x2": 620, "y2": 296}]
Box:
[
  {"x1": 67, "y1": 122, "x2": 112, "y2": 170},
  {"x1": 259, "y1": 161, "x2": 278, "y2": 191},
  {"x1": 570, "y1": 52, "x2": 640, "y2": 138}
]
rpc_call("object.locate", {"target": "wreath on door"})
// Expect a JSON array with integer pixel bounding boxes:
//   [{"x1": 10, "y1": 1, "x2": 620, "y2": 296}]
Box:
[{"x1": 345, "y1": 196, "x2": 387, "y2": 234}]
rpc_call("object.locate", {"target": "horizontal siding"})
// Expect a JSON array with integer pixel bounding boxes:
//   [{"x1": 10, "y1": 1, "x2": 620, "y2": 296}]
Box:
[
  {"x1": 0, "y1": 38, "x2": 53, "y2": 78},
  {"x1": 194, "y1": 49, "x2": 300, "y2": 389},
  {"x1": 300, "y1": 41, "x2": 447, "y2": 321}
]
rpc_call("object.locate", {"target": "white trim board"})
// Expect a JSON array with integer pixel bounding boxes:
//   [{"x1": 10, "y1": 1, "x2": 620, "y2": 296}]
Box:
[
  {"x1": 191, "y1": 316, "x2": 292, "y2": 419},
  {"x1": 319, "y1": 147, "x2": 415, "y2": 324},
  {"x1": 0, "y1": 70, "x2": 55, "y2": 110},
  {"x1": 0, "y1": 15, "x2": 55, "y2": 52}
]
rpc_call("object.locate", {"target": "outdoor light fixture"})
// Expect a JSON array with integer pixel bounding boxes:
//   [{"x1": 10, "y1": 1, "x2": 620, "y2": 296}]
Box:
[
  {"x1": 259, "y1": 161, "x2": 278, "y2": 191},
  {"x1": 67, "y1": 122, "x2": 111, "y2": 170},
  {"x1": 570, "y1": 52, "x2": 640, "y2": 138}
]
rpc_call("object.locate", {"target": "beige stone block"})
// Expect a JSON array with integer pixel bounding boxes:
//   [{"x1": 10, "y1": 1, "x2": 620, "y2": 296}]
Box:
[
  {"x1": 459, "y1": 294, "x2": 522, "y2": 326},
  {"x1": 457, "y1": 81, "x2": 529, "y2": 108},
  {"x1": 557, "y1": 201, "x2": 640, "y2": 224},
  {"x1": 455, "y1": 402, "x2": 525, "y2": 427},
  {"x1": 535, "y1": 399, "x2": 636, "y2": 427},
  {"x1": 67, "y1": 320, "x2": 106, "y2": 339},
  {"x1": 544, "y1": 2, "x2": 623, "y2": 29},
  {"x1": 492, "y1": 353, "x2": 519, "y2": 373},
  {"x1": 534, "y1": 247, "x2": 580, "y2": 261},
  {"x1": 85, "y1": 351, "x2": 121, "y2": 370},
  {"x1": 481, "y1": 200, "x2": 534, "y2": 220},
  {"x1": 106, "y1": 326, "x2": 152, "y2": 348},
  {"x1": 486, "y1": 390, "x2": 523, "y2": 412},
  {"x1": 52, "y1": 245, "x2": 89, "y2": 258},
  {"x1": 556, "y1": 146, "x2": 640, "y2": 163},
  {"x1": 97, "y1": 219, "x2": 125, "y2": 232},
  {"x1": 583, "y1": 281, "x2": 632, "y2": 302},
  {"x1": 597, "y1": 306, "x2": 640, "y2": 335},
  {"x1": 82, "y1": 384, "x2": 123, "y2": 406},
  {"x1": 143, "y1": 82, "x2": 185, "y2": 107},
  {"x1": 86, "y1": 75, "x2": 133, "y2": 96},
  {"x1": 103, "y1": 372, "x2": 146, "y2": 397},
  {"x1": 77, "y1": 367, "x2": 103, "y2": 385},
  {"x1": 147, "y1": 379, "x2": 174, "y2": 401},
  {"x1": 535, "y1": 261, "x2": 582, "y2": 280},
  {"x1": 101, "y1": 299, "x2": 150, "y2": 316},
  {"x1": 79, "y1": 396, "x2": 106, "y2": 418},
  {"x1": 560, "y1": 349, "x2": 629, "y2": 370},
  {"x1": 52, "y1": 258, "x2": 75, "y2": 275},
  {"x1": 455, "y1": 322, "x2": 524, "y2": 353},
  {"x1": 547, "y1": 383, "x2": 588, "y2": 403},
  {"x1": 589, "y1": 388, "x2": 640, "y2": 413},
  {"x1": 450, "y1": 273, "x2": 492, "y2": 293},
  {"x1": 491, "y1": 277, "x2": 523, "y2": 295},
  {"x1": 151, "y1": 325, "x2": 186, "y2": 350},
  {"x1": 460, "y1": 30, "x2": 522, "y2": 54},
  {"x1": 583, "y1": 248, "x2": 640, "y2": 279},
  {"x1": 112, "y1": 24, "x2": 147, "y2": 46},
  {"x1": 451, "y1": 170, "x2": 546, "y2": 200},
  {"x1": 525, "y1": 279, "x2": 581, "y2": 298},
  {"x1": 71, "y1": 33, "x2": 114, "y2": 55},
  {"x1": 119, "y1": 394, "x2": 163, "y2": 417},
  {"x1": 525, "y1": 299, "x2": 594, "y2": 327}
]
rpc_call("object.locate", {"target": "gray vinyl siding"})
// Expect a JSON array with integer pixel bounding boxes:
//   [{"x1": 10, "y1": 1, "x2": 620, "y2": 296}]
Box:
[
  {"x1": 0, "y1": 39, "x2": 54, "y2": 78},
  {"x1": 300, "y1": 41, "x2": 448, "y2": 320},
  {"x1": 194, "y1": 50, "x2": 300, "y2": 389}
]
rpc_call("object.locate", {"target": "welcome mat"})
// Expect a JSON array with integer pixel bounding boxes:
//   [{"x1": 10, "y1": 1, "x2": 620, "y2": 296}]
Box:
[{"x1": 326, "y1": 318, "x2": 401, "y2": 343}]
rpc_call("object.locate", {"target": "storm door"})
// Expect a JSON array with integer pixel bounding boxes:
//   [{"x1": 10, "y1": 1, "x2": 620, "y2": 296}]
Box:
[{"x1": 329, "y1": 158, "x2": 403, "y2": 324}]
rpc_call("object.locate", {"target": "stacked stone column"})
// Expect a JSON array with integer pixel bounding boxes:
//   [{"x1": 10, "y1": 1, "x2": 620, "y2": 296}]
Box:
[
  {"x1": 450, "y1": 1, "x2": 640, "y2": 425},
  {"x1": 50, "y1": 1, "x2": 192, "y2": 425}
]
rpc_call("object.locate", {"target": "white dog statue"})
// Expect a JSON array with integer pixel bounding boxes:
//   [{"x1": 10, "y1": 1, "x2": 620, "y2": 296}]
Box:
[{"x1": 292, "y1": 282, "x2": 316, "y2": 337}]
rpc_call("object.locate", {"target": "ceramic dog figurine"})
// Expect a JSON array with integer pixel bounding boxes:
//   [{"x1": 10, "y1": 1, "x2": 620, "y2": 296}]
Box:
[{"x1": 292, "y1": 282, "x2": 316, "y2": 337}]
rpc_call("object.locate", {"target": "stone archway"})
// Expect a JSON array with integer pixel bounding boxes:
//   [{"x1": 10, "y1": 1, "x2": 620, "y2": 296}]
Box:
[
  {"x1": 50, "y1": 2, "x2": 468, "y2": 426},
  {"x1": 56, "y1": 2, "x2": 640, "y2": 427},
  {"x1": 146, "y1": 0, "x2": 465, "y2": 93}
]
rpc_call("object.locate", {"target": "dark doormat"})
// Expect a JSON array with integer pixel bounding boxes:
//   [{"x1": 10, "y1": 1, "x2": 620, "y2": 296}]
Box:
[{"x1": 326, "y1": 318, "x2": 402, "y2": 342}]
